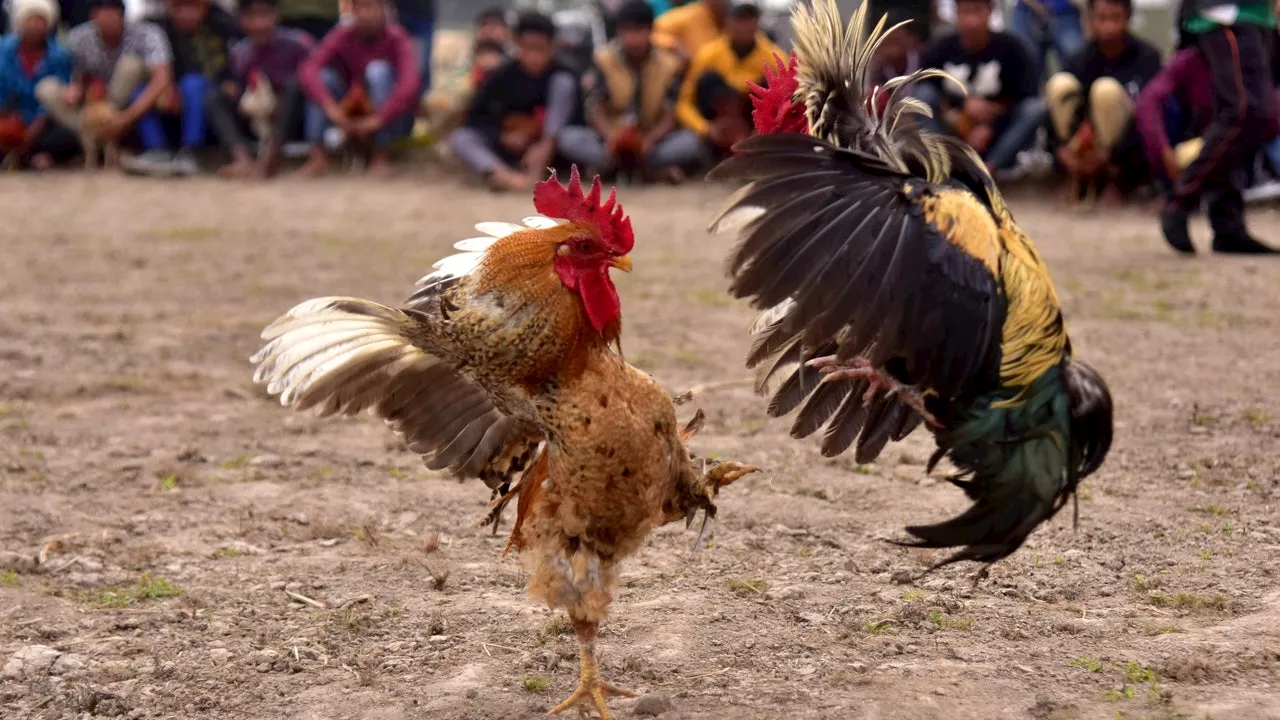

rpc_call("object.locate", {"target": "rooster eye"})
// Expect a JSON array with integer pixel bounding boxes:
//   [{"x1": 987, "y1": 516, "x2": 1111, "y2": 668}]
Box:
[{"x1": 578, "y1": 241, "x2": 593, "y2": 252}]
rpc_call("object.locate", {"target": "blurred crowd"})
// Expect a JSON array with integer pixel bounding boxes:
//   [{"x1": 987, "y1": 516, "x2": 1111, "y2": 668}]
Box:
[{"x1": 1, "y1": 0, "x2": 1278, "y2": 222}]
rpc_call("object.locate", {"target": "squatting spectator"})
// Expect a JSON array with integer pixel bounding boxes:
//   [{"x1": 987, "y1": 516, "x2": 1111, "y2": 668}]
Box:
[
  {"x1": 0, "y1": 0, "x2": 78, "y2": 169},
  {"x1": 230, "y1": 0, "x2": 313, "y2": 177},
  {"x1": 36, "y1": 0, "x2": 174, "y2": 168},
  {"x1": 297, "y1": 0, "x2": 420, "y2": 177},
  {"x1": 652, "y1": 0, "x2": 726, "y2": 60},
  {"x1": 915, "y1": 0, "x2": 1045, "y2": 173},
  {"x1": 675, "y1": 2, "x2": 780, "y2": 158},
  {"x1": 449, "y1": 12, "x2": 577, "y2": 192},
  {"x1": 1045, "y1": 0, "x2": 1162, "y2": 201},
  {"x1": 558, "y1": 1, "x2": 702, "y2": 182}
]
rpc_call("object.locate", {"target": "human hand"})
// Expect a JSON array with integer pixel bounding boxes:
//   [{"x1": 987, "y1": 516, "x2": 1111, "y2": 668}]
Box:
[
  {"x1": 64, "y1": 84, "x2": 84, "y2": 107},
  {"x1": 963, "y1": 96, "x2": 1000, "y2": 124},
  {"x1": 967, "y1": 123, "x2": 994, "y2": 155},
  {"x1": 221, "y1": 80, "x2": 241, "y2": 99},
  {"x1": 350, "y1": 115, "x2": 383, "y2": 138},
  {"x1": 521, "y1": 137, "x2": 554, "y2": 173},
  {"x1": 1162, "y1": 146, "x2": 1180, "y2": 182}
]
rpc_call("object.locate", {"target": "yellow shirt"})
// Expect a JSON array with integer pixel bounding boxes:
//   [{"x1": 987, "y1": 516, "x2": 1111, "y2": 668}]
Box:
[
  {"x1": 676, "y1": 34, "x2": 784, "y2": 136},
  {"x1": 652, "y1": 2, "x2": 723, "y2": 58}
]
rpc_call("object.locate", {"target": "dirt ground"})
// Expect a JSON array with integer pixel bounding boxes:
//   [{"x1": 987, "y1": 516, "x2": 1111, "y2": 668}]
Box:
[{"x1": 1, "y1": 171, "x2": 1278, "y2": 720}]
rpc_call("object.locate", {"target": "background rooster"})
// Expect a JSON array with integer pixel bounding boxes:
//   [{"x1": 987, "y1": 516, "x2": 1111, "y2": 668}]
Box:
[
  {"x1": 251, "y1": 169, "x2": 756, "y2": 719},
  {"x1": 80, "y1": 77, "x2": 120, "y2": 170},
  {"x1": 710, "y1": 0, "x2": 1113, "y2": 572},
  {"x1": 239, "y1": 69, "x2": 277, "y2": 145}
]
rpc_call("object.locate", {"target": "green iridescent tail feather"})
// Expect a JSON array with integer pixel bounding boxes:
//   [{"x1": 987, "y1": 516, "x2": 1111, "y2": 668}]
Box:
[{"x1": 901, "y1": 367, "x2": 1078, "y2": 569}]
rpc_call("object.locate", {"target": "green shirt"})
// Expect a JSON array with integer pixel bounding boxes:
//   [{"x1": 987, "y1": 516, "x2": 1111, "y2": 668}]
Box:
[{"x1": 1184, "y1": 3, "x2": 1277, "y2": 34}]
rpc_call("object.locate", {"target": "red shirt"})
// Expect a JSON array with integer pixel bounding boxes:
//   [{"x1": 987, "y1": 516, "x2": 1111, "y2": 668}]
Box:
[{"x1": 17, "y1": 46, "x2": 44, "y2": 77}]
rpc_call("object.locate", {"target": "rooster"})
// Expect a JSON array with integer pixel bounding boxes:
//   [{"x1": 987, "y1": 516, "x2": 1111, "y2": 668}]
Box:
[
  {"x1": 80, "y1": 77, "x2": 121, "y2": 170},
  {"x1": 709, "y1": 0, "x2": 1113, "y2": 572},
  {"x1": 251, "y1": 168, "x2": 757, "y2": 719},
  {"x1": 239, "y1": 69, "x2": 278, "y2": 145}
]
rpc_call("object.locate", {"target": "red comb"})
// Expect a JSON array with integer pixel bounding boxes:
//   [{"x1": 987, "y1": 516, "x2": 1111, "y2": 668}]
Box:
[
  {"x1": 533, "y1": 166, "x2": 634, "y2": 254},
  {"x1": 748, "y1": 52, "x2": 804, "y2": 135}
]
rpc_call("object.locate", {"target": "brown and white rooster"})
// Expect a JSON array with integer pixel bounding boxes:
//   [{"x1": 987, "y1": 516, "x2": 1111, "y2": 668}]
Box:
[{"x1": 251, "y1": 168, "x2": 757, "y2": 719}]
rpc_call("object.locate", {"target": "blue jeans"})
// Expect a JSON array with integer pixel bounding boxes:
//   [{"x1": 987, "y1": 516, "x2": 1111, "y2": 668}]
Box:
[
  {"x1": 913, "y1": 83, "x2": 1047, "y2": 169},
  {"x1": 304, "y1": 61, "x2": 412, "y2": 148},
  {"x1": 1012, "y1": 1, "x2": 1084, "y2": 80},
  {"x1": 400, "y1": 15, "x2": 434, "y2": 96},
  {"x1": 135, "y1": 73, "x2": 208, "y2": 151}
]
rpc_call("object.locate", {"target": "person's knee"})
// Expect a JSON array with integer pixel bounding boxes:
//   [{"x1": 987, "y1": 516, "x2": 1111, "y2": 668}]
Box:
[
  {"x1": 1088, "y1": 77, "x2": 1127, "y2": 110},
  {"x1": 364, "y1": 61, "x2": 394, "y2": 92},
  {"x1": 1046, "y1": 72, "x2": 1080, "y2": 101},
  {"x1": 34, "y1": 77, "x2": 64, "y2": 106},
  {"x1": 113, "y1": 54, "x2": 146, "y2": 83},
  {"x1": 179, "y1": 73, "x2": 208, "y2": 97}
]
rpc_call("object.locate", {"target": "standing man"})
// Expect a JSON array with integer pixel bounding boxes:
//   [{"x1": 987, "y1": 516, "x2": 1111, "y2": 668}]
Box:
[{"x1": 1161, "y1": 0, "x2": 1278, "y2": 254}]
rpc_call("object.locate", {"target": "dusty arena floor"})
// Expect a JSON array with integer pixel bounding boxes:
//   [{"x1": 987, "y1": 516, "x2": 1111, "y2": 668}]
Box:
[{"x1": 1, "y1": 171, "x2": 1278, "y2": 720}]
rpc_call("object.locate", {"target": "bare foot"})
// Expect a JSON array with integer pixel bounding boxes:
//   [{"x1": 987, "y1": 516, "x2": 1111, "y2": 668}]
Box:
[
  {"x1": 293, "y1": 150, "x2": 330, "y2": 179},
  {"x1": 30, "y1": 152, "x2": 54, "y2": 171},
  {"x1": 486, "y1": 166, "x2": 531, "y2": 192},
  {"x1": 1099, "y1": 184, "x2": 1125, "y2": 207},
  {"x1": 367, "y1": 152, "x2": 392, "y2": 179},
  {"x1": 217, "y1": 159, "x2": 255, "y2": 179}
]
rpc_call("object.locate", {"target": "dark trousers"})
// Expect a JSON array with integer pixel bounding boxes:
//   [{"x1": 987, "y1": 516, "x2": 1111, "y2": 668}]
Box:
[
  {"x1": 1172, "y1": 24, "x2": 1274, "y2": 236},
  {"x1": 270, "y1": 77, "x2": 307, "y2": 143},
  {"x1": 15, "y1": 122, "x2": 80, "y2": 166}
]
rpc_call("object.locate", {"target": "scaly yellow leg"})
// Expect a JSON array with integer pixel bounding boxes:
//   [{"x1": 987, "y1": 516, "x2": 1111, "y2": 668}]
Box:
[{"x1": 547, "y1": 619, "x2": 635, "y2": 720}]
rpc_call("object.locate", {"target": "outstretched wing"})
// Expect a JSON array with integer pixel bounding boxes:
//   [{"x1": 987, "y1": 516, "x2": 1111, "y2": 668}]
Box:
[
  {"x1": 709, "y1": 133, "x2": 1007, "y2": 459},
  {"x1": 250, "y1": 296, "x2": 544, "y2": 497}
]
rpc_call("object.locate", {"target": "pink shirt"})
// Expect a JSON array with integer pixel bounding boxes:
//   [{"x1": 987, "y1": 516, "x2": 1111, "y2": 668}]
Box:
[{"x1": 298, "y1": 22, "x2": 421, "y2": 123}]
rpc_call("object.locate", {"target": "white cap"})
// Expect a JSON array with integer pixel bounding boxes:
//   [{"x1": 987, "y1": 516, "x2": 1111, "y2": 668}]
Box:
[{"x1": 12, "y1": 0, "x2": 60, "y2": 30}]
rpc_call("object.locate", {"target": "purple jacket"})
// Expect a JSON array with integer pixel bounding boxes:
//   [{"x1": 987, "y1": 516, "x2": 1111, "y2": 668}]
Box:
[
  {"x1": 298, "y1": 22, "x2": 421, "y2": 123},
  {"x1": 231, "y1": 28, "x2": 314, "y2": 90},
  {"x1": 1135, "y1": 47, "x2": 1278, "y2": 172}
]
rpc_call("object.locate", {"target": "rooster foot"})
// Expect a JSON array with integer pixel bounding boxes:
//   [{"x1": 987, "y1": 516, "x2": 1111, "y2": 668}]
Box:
[
  {"x1": 806, "y1": 355, "x2": 941, "y2": 428},
  {"x1": 548, "y1": 620, "x2": 635, "y2": 720}
]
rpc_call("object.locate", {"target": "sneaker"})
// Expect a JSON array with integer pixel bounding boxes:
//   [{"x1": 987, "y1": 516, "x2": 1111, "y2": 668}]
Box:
[
  {"x1": 171, "y1": 148, "x2": 199, "y2": 177},
  {"x1": 1212, "y1": 232, "x2": 1280, "y2": 254},
  {"x1": 121, "y1": 149, "x2": 175, "y2": 177},
  {"x1": 1159, "y1": 204, "x2": 1195, "y2": 255}
]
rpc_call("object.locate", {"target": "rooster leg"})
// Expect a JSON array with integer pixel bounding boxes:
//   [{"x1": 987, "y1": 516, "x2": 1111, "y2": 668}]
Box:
[
  {"x1": 806, "y1": 356, "x2": 941, "y2": 428},
  {"x1": 548, "y1": 619, "x2": 635, "y2": 720}
]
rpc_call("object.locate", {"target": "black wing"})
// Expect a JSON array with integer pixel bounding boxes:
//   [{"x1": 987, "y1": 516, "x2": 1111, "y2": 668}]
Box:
[{"x1": 709, "y1": 133, "x2": 1007, "y2": 459}]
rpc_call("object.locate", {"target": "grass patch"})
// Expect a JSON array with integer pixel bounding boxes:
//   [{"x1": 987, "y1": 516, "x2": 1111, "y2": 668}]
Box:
[
  {"x1": 520, "y1": 675, "x2": 550, "y2": 693},
  {"x1": 1243, "y1": 408, "x2": 1270, "y2": 425},
  {"x1": 151, "y1": 226, "x2": 218, "y2": 242},
  {"x1": 211, "y1": 546, "x2": 242, "y2": 559},
  {"x1": 927, "y1": 610, "x2": 974, "y2": 631},
  {"x1": 92, "y1": 575, "x2": 184, "y2": 608},
  {"x1": 157, "y1": 473, "x2": 180, "y2": 492},
  {"x1": 681, "y1": 287, "x2": 734, "y2": 309},
  {"x1": 221, "y1": 455, "x2": 252, "y2": 470},
  {"x1": 862, "y1": 619, "x2": 895, "y2": 635},
  {"x1": 1, "y1": 569, "x2": 18, "y2": 585},
  {"x1": 1147, "y1": 591, "x2": 1227, "y2": 612},
  {"x1": 1143, "y1": 624, "x2": 1184, "y2": 635},
  {"x1": 1189, "y1": 504, "x2": 1227, "y2": 516},
  {"x1": 726, "y1": 577, "x2": 768, "y2": 596},
  {"x1": 1069, "y1": 656, "x2": 1103, "y2": 673},
  {"x1": 539, "y1": 616, "x2": 575, "y2": 640},
  {"x1": 900, "y1": 589, "x2": 925, "y2": 602},
  {"x1": 1131, "y1": 573, "x2": 1152, "y2": 591}
]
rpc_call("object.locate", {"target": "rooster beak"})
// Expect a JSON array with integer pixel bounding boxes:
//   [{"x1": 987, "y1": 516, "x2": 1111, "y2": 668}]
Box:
[{"x1": 608, "y1": 255, "x2": 633, "y2": 273}]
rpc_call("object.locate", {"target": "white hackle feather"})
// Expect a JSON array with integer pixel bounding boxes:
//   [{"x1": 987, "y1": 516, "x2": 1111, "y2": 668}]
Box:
[{"x1": 415, "y1": 215, "x2": 561, "y2": 293}]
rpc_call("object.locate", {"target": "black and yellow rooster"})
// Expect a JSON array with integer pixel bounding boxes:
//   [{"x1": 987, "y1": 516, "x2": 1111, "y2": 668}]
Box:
[{"x1": 709, "y1": 0, "x2": 1114, "y2": 571}]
